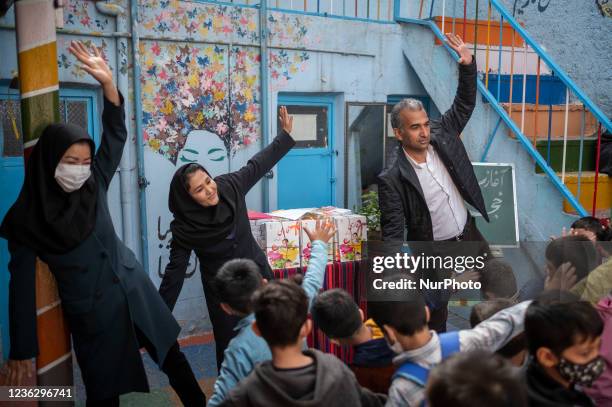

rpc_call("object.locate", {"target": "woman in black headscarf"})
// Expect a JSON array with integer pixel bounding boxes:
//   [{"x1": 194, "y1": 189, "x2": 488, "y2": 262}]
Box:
[
  {"x1": 0, "y1": 42, "x2": 205, "y2": 406},
  {"x1": 159, "y1": 107, "x2": 295, "y2": 370}
]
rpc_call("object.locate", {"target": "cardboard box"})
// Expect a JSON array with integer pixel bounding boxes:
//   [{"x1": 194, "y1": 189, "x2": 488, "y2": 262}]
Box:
[
  {"x1": 334, "y1": 215, "x2": 367, "y2": 262},
  {"x1": 260, "y1": 220, "x2": 302, "y2": 269},
  {"x1": 299, "y1": 219, "x2": 335, "y2": 267}
]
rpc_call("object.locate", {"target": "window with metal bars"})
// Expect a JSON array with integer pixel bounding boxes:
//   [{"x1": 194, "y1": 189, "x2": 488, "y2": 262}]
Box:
[{"x1": 0, "y1": 98, "x2": 89, "y2": 157}]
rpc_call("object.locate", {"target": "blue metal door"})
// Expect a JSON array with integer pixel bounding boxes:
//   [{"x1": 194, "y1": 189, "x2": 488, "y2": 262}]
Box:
[
  {"x1": 0, "y1": 85, "x2": 99, "y2": 359},
  {"x1": 277, "y1": 95, "x2": 335, "y2": 209}
]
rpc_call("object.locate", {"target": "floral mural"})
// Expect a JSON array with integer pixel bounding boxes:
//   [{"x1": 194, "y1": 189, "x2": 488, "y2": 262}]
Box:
[
  {"x1": 141, "y1": 0, "x2": 260, "y2": 42},
  {"x1": 269, "y1": 50, "x2": 311, "y2": 91},
  {"x1": 138, "y1": 5, "x2": 317, "y2": 164},
  {"x1": 49, "y1": 1, "x2": 314, "y2": 165},
  {"x1": 141, "y1": 41, "x2": 230, "y2": 164},
  {"x1": 267, "y1": 12, "x2": 321, "y2": 48},
  {"x1": 140, "y1": 41, "x2": 263, "y2": 164},
  {"x1": 64, "y1": 0, "x2": 111, "y2": 31}
]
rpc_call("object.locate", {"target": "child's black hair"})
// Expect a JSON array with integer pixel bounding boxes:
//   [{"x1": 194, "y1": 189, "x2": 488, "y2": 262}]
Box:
[
  {"x1": 252, "y1": 275, "x2": 308, "y2": 347},
  {"x1": 525, "y1": 291, "x2": 603, "y2": 356},
  {"x1": 427, "y1": 350, "x2": 527, "y2": 407},
  {"x1": 213, "y1": 258, "x2": 263, "y2": 315},
  {"x1": 479, "y1": 259, "x2": 518, "y2": 299},
  {"x1": 311, "y1": 288, "x2": 362, "y2": 339}
]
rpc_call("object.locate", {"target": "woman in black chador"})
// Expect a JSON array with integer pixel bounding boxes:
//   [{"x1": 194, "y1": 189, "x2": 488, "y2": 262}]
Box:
[
  {"x1": 1, "y1": 42, "x2": 205, "y2": 406},
  {"x1": 159, "y1": 107, "x2": 295, "y2": 370}
]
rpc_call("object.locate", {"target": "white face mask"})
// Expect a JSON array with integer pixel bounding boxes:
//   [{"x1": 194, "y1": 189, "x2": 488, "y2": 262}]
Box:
[{"x1": 54, "y1": 163, "x2": 91, "y2": 192}]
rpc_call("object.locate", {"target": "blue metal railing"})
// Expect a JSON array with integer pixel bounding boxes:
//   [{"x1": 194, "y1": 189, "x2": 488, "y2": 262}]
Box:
[
  {"x1": 394, "y1": 0, "x2": 612, "y2": 217},
  {"x1": 193, "y1": 0, "x2": 396, "y2": 22}
]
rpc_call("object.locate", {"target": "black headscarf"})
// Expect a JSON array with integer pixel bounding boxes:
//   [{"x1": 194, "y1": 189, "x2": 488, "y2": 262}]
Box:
[
  {"x1": 168, "y1": 163, "x2": 238, "y2": 249},
  {"x1": 0, "y1": 123, "x2": 97, "y2": 254}
]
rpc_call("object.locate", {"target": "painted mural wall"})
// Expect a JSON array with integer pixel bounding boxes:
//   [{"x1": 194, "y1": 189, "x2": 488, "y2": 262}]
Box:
[
  {"x1": 0, "y1": 0, "x2": 450, "y2": 336},
  {"x1": 135, "y1": 0, "x2": 428, "y2": 334}
]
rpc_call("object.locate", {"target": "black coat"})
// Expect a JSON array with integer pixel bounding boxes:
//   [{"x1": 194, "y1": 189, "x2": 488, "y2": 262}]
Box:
[
  {"x1": 377, "y1": 59, "x2": 489, "y2": 242},
  {"x1": 158, "y1": 131, "x2": 296, "y2": 310},
  {"x1": 7, "y1": 96, "x2": 180, "y2": 400}
]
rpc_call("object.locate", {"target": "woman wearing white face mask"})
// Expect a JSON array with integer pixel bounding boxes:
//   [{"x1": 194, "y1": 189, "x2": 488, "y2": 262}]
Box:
[{"x1": 0, "y1": 41, "x2": 206, "y2": 406}]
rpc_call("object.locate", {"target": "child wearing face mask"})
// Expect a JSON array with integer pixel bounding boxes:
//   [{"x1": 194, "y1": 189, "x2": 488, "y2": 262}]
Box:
[
  {"x1": 367, "y1": 274, "x2": 530, "y2": 407},
  {"x1": 524, "y1": 292, "x2": 604, "y2": 407}
]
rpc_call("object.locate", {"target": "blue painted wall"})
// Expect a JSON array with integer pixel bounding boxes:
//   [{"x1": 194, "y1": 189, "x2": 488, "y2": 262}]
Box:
[{"x1": 1, "y1": 0, "x2": 603, "y2": 344}]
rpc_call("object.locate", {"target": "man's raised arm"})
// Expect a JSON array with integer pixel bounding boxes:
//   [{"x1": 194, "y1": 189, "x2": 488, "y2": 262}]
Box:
[{"x1": 439, "y1": 33, "x2": 477, "y2": 136}]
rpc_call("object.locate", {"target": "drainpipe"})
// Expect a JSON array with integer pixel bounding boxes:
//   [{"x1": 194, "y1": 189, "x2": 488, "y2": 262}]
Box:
[
  {"x1": 95, "y1": 2, "x2": 139, "y2": 256},
  {"x1": 258, "y1": 0, "x2": 270, "y2": 211},
  {"x1": 129, "y1": 0, "x2": 150, "y2": 273}
]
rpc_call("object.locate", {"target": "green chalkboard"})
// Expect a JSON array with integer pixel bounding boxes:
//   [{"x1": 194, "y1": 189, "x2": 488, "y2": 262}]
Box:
[{"x1": 469, "y1": 163, "x2": 519, "y2": 247}]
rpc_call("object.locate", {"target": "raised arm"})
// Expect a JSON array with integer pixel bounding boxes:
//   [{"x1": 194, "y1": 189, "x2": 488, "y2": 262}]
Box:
[
  {"x1": 459, "y1": 300, "x2": 531, "y2": 352},
  {"x1": 158, "y1": 240, "x2": 192, "y2": 311},
  {"x1": 302, "y1": 220, "x2": 336, "y2": 309},
  {"x1": 69, "y1": 41, "x2": 126, "y2": 189},
  {"x1": 438, "y1": 33, "x2": 477, "y2": 136},
  {"x1": 225, "y1": 106, "x2": 295, "y2": 194},
  {"x1": 3, "y1": 242, "x2": 38, "y2": 385}
]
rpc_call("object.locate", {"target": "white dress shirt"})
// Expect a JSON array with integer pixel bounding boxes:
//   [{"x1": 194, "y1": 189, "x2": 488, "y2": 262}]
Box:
[{"x1": 405, "y1": 145, "x2": 467, "y2": 240}]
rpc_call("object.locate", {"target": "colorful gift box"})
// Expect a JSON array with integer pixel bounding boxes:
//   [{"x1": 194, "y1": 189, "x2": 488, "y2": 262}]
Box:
[
  {"x1": 259, "y1": 220, "x2": 302, "y2": 270},
  {"x1": 299, "y1": 219, "x2": 335, "y2": 267},
  {"x1": 333, "y1": 214, "x2": 367, "y2": 262},
  {"x1": 250, "y1": 208, "x2": 368, "y2": 269}
]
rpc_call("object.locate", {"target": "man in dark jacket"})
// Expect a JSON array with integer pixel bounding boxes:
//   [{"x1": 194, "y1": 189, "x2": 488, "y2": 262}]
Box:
[{"x1": 377, "y1": 33, "x2": 490, "y2": 332}]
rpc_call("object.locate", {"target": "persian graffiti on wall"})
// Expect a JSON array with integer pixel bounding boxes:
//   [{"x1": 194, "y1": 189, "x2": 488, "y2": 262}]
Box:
[{"x1": 512, "y1": 0, "x2": 552, "y2": 15}]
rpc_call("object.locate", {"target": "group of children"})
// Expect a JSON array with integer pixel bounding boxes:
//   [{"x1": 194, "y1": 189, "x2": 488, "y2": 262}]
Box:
[{"x1": 201, "y1": 216, "x2": 612, "y2": 406}]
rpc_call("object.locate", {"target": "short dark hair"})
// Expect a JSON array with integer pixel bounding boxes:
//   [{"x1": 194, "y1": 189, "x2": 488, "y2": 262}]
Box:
[
  {"x1": 311, "y1": 289, "x2": 362, "y2": 339},
  {"x1": 525, "y1": 294, "x2": 603, "y2": 356},
  {"x1": 479, "y1": 259, "x2": 518, "y2": 299},
  {"x1": 571, "y1": 216, "x2": 605, "y2": 240},
  {"x1": 367, "y1": 292, "x2": 427, "y2": 336},
  {"x1": 545, "y1": 235, "x2": 598, "y2": 281},
  {"x1": 427, "y1": 350, "x2": 527, "y2": 407},
  {"x1": 252, "y1": 275, "x2": 308, "y2": 347},
  {"x1": 213, "y1": 259, "x2": 263, "y2": 315},
  {"x1": 470, "y1": 299, "x2": 527, "y2": 359}
]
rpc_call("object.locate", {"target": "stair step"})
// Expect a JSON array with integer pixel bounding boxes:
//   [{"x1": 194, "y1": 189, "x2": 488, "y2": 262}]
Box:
[
  {"x1": 534, "y1": 139, "x2": 598, "y2": 173},
  {"x1": 483, "y1": 74, "x2": 566, "y2": 105},
  {"x1": 472, "y1": 46, "x2": 550, "y2": 76},
  {"x1": 561, "y1": 172, "x2": 612, "y2": 214},
  {"x1": 432, "y1": 17, "x2": 524, "y2": 47},
  {"x1": 502, "y1": 103, "x2": 599, "y2": 141}
]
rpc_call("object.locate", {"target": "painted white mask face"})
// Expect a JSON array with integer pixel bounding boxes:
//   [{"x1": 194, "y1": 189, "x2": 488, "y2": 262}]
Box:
[{"x1": 54, "y1": 163, "x2": 91, "y2": 192}]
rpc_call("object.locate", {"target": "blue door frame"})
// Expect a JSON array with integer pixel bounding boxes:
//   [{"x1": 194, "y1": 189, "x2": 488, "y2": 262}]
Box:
[
  {"x1": 276, "y1": 94, "x2": 336, "y2": 209},
  {"x1": 0, "y1": 84, "x2": 100, "y2": 360}
]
